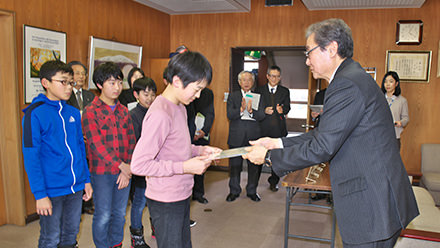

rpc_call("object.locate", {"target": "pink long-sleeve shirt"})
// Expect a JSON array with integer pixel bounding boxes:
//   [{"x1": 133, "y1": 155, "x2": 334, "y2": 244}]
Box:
[{"x1": 131, "y1": 95, "x2": 201, "y2": 202}]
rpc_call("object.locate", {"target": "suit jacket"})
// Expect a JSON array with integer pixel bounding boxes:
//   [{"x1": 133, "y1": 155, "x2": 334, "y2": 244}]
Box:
[
  {"x1": 227, "y1": 90, "x2": 265, "y2": 147},
  {"x1": 271, "y1": 58, "x2": 418, "y2": 244},
  {"x1": 256, "y1": 84, "x2": 290, "y2": 138},
  {"x1": 66, "y1": 89, "x2": 95, "y2": 110},
  {"x1": 194, "y1": 88, "x2": 215, "y2": 145}
]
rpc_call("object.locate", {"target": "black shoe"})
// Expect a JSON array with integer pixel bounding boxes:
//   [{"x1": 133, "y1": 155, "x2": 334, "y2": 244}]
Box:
[
  {"x1": 247, "y1": 193, "x2": 261, "y2": 202},
  {"x1": 269, "y1": 184, "x2": 279, "y2": 192},
  {"x1": 226, "y1": 193, "x2": 239, "y2": 202},
  {"x1": 192, "y1": 195, "x2": 208, "y2": 204},
  {"x1": 190, "y1": 219, "x2": 197, "y2": 227}
]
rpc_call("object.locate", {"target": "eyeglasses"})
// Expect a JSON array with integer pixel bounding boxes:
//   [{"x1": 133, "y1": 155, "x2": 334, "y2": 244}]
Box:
[
  {"x1": 51, "y1": 78, "x2": 77, "y2": 87},
  {"x1": 304, "y1": 45, "x2": 320, "y2": 58}
]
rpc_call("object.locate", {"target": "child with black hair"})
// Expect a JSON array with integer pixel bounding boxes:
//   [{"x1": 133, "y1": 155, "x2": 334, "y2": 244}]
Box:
[
  {"x1": 131, "y1": 51, "x2": 221, "y2": 248},
  {"x1": 22, "y1": 60, "x2": 92, "y2": 248},
  {"x1": 129, "y1": 77, "x2": 157, "y2": 248},
  {"x1": 81, "y1": 62, "x2": 136, "y2": 248}
]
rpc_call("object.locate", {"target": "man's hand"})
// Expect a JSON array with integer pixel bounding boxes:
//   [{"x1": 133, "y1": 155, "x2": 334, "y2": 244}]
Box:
[
  {"x1": 243, "y1": 145, "x2": 267, "y2": 165},
  {"x1": 265, "y1": 106, "x2": 274, "y2": 115},
  {"x1": 249, "y1": 137, "x2": 282, "y2": 150},
  {"x1": 194, "y1": 130, "x2": 206, "y2": 141},
  {"x1": 118, "y1": 162, "x2": 132, "y2": 179},
  {"x1": 240, "y1": 98, "x2": 247, "y2": 113},
  {"x1": 116, "y1": 173, "x2": 130, "y2": 189},
  {"x1": 311, "y1": 111, "x2": 320, "y2": 118},
  {"x1": 183, "y1": 155, "x2": 212, "y2": 175},
  {"x1": 83, "y1": 183, "x2": 93, "y2": 201},
  {"x1": 276, "y1": 104, "x2": 283, "y2": 114},
  {"x1": 36, "y1": 197, "x2": 52, "y2": 216},
  {"x1": 247, "y1": 99, "x2": 253, "y2": 114}
]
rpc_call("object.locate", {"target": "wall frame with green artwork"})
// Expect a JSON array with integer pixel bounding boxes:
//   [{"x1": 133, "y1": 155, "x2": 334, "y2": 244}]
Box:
[{"x1": 23, "y1": 25, "x2": 66, "y2": 103}]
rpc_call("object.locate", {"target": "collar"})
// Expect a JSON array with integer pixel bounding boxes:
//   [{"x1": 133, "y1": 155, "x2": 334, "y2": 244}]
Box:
[
  {"x1": 241, "y1": 89, "x2": 251, "y2": 97},
  {"x1": 73, "y1": 88, "x2": 82, "y2": 94},
  {"x1": 329, "y1": 58, "x2": 348, "y2": 84},
  {"x1": 268, "y1": 84, "x2": 278, "y2": 93}
]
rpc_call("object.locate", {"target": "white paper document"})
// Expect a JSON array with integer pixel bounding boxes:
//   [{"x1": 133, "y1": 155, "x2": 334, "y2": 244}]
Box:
[
  {"x1": 209, "y1": 146, "x2": 250, "y2": 160},
  {"x1": 309, "y1": 105, "x2": 323, "y2": 113},
  {"x1": 245, "y1": 92, "x2": 260, "y2": 110}
]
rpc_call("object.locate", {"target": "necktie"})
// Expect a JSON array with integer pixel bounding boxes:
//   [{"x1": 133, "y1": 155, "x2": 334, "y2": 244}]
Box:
[
  {"x1": 76, "y1": 90, "x2": 83, "y2": 110},
  {"x1": 270, "y1": 88, "x2": 275, "y2": 108}
]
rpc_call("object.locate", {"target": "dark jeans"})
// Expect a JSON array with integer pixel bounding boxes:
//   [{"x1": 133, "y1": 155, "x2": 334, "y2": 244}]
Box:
[
  {"x1": 146, "y1": 197, "x2": 192, "y2": 248},
  {"x1": 130, "y1": 185, "x2": 147, "y2": 229},
  {"x1": 38, "y1": 190, "x2": 83, "y2": 248},
  {"x1": 91, "y1": 173, "x2": 130, "y2": 248}
]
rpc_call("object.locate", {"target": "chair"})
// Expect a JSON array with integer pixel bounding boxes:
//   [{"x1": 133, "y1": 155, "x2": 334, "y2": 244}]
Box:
[{"x1": 420, "y1": 144, "x2": 440, "y2": 206}]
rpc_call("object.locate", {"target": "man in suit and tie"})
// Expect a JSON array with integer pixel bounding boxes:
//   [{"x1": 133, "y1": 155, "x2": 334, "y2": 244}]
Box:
[
  {"x1": 244, "y1": 18, "x2": 418, "y2": 247},
  {"x1": 66, "y1": 61, "x2": 95, "y2": 112},
  {"x1": 66, "y1": 61, "x2": 96, "y2": 215},
  {"x1": 256, "y1": 65, "x2": 290, "y2": 192},
  {"x1": 226, "y1": 71, "x2": 265, "y2": 202}
]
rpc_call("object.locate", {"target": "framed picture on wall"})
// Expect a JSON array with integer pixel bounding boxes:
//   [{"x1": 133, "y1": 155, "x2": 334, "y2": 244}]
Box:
[
  {"x1": 385, "y1": 50, "x2": 431, "y2": 83},
  {"x1": 23, "y1": 25, "x2": 67, "y2": 103},
  {"x1": 87, "y1": 36, "x2": 143, "y2": 89}
]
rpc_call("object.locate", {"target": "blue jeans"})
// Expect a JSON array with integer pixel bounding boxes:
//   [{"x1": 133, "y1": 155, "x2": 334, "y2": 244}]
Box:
[
  {"x1": 146, "y1": 197, "x2": 191, "y2": 248},
  {"x1": 130, "y1": 185, "x2": 147, "y2": 229},
  {"x1": 91, "y1": 174, "x2": 130, "y2": 248},
  {"x1": 38, "y1": 190, "x2": 83, "y2": 248}
]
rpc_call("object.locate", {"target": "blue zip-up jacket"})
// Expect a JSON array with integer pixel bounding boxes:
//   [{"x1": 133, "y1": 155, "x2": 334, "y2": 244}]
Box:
[{"x1": 22, "y1": 93, "x2": 91, "y2": 200}]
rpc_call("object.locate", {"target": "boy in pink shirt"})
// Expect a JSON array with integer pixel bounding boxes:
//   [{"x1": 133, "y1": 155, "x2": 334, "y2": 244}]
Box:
[{"x1": 131, "y1": 51, "x2": 221, "y2": 248}]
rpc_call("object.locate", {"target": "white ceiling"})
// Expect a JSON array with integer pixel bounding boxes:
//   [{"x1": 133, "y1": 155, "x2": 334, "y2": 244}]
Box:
[{"x1": 134, "y1": 0, "x2": 425, "y2": 15}]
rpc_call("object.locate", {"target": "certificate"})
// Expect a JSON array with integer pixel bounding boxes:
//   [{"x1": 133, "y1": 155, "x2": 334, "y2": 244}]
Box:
[
  {"x1": 310, "y1": 105, "x2": 323, "y2": 113},
  {"x1": 209, "y1": 147, "x2": 250, "y2": 160}
]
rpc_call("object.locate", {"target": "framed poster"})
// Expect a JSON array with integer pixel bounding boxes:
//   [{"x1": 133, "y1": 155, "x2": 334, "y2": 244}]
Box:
[
  {"x1": 385, "y1": 50, "x2": 431, "y2": 83},
  {"x1": 87, "y1": 36, "x2": 142, "y2": 89},
  {"x1": 23, "y1": 25, "x2": 66, "y2": 103}
]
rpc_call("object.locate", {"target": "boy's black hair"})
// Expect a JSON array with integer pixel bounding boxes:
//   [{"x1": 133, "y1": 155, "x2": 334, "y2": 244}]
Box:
[
  {"x1": 39, "y1": 60, "x2": 73, "y2": 91},
  {"x1": 166, "y1": 51, "x2": 212, "y2": 88},
  {"x1": 127, "y1": 67, "x2": 145, "y2": 88},
  {"x1": 132, "y1": 77, "x2": 157, "y2": 94},
  {"x1": 162, "y1": 67, "x2": 168, "y2": 79},
  {"x1": 92, "y1": 62, "x2": 123, "y2": 91},
  {"x1": 67, "y1": 61, "x2": 87, "y2": 73}
]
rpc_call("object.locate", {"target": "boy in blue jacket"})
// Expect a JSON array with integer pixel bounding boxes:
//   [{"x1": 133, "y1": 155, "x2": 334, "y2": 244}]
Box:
[{"x1": 22, "y1": 60, "x2": 93, "y2": 248}]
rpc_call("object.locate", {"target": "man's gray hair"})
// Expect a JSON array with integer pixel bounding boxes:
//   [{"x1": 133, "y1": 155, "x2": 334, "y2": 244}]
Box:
[
  {"x1": 305, "y1": 18, "x2": 353, "y2": 59},
  {"x1": 238, "y1": 70, "x2": 255, "y2": 82}
]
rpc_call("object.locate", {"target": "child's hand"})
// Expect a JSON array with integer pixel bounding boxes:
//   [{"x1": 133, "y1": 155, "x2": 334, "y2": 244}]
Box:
[
  {"x1": 118, "y1": 162, "x2": 132, "y2": 179},
  {"x1": 183, "y1": 155, "x2": 212, "y2": 175},
  {"x1": 200, "y1": 146, "x2": 222, "y2": 158},
  {"x1": 36, "y1": 197, "x2": 52, "y2": 216},
  {"x1": 83, "y1": 183, "x2": 93, "y2": 201},
  {"x1": 116, "y1": 173, "x2": 130, "y2": 189}
]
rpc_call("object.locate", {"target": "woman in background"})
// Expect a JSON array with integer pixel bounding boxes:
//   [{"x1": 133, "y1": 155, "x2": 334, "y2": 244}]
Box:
[
  {"x1": 119, "y1": 67, "x2": 145, "y2": 107},
  {"x1": 381, "y1": 71, "x2": 409, "y2": 150}
]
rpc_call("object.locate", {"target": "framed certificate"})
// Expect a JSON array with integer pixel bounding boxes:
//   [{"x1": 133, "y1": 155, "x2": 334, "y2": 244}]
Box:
[
  {"x1": 386, "y1": 50, "x2": 431, "y2": 83},
  {"x1": 396, "y1": 20, "x2": 423, "y2": 45}
]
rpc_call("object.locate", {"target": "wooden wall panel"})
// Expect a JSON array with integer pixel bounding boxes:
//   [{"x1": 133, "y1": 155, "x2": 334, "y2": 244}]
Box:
[
  {"x1": 170, "y1": 0, "x2": 440, "y2": 171},
  {"x1": 0, "y1": 0, "x2": 170, "y2": 219}
]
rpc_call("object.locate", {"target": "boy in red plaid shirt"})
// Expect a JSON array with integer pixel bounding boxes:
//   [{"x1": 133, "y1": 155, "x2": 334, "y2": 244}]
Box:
[{"x1": 82, "y1": 62, "x2": 136, "y2": 248}]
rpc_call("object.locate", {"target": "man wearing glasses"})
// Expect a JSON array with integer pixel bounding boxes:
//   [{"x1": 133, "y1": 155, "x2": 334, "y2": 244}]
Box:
[
  {"x1": 245, "y1": 19, "x2": 418, "y2": 247},
  {"x1": 66, "y1": 61, "x2": 95, "y2": 113},
  {"x1": 256, "y1": 65, "x2": 290, "y2": 192}
]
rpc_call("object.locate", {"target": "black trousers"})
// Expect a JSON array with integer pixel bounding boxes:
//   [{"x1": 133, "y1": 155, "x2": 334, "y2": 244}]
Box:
[{"x1": 228, "y1": 143, "x2": 262, "y2": 195}]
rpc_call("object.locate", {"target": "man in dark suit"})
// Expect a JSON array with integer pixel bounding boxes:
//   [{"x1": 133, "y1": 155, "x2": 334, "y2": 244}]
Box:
[
  {"x1": 256, "y1": 65, "x2": 290, "y2": 192},
  {"x1": 66, "y1": 61, "x2": 95, "y2": 112},
  {"x1": 226, "y1": 71, "x2": 265, "y2": 202},
  {"x1": 192, "y1": 88, "x2": 215, "y2": 204},
  {"x1": 244, "y1": 19, "x2": 418, "y2": 247},
  {"x1": 66, "y1": 61, "x2": 95, "y2": 215}
]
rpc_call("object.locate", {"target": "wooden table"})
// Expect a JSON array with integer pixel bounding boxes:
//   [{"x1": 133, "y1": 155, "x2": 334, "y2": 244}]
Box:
[{"x1": 281, "y1": 165, "x2": 335, "y2": 248}]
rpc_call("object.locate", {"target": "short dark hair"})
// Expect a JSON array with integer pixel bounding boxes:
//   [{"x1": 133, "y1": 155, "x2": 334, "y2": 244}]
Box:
[
  {"x1": 127, "y1": 67, "x2": 145, "y2": 88},
  {"x1": 267, "y1": 65, "x2": 281, "y2": 74},
  {"x1": 92, "y1": 62, "x2": 123, "y2": 91},
  {"x1": 306, "y1": 18, "x2": 354, "y2": 59},
  {"x1": 166, "y1": 51, "x2": 212, "y2": 88},
  {"x1": 381, "y1": 71, "x2": 401, "y2": 96},
  {"x1": 67, "y1": 61, "x2": 87, "y2": 73},
  {"x1": 132, "y1": 77, "x2": 157, "y2": 94},
  {"x1": 39, "y1": 60, "x2": 73, "y2": 91}
]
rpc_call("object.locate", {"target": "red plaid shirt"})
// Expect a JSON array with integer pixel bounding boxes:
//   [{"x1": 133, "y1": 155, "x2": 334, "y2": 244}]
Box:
[{"x1": 82, "y1": 97, "x2": 136, "y2": 175}]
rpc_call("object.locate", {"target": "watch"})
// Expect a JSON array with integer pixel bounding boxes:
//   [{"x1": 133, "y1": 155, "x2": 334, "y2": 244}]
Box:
[{"x1": 264, "y1": 150, "x2": 272, "y2": 167}]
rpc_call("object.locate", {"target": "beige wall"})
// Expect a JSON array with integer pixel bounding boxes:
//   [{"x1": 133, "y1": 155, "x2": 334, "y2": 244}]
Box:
[
  {"x1": 170, "y1": 0, "x2": 440, "y2": 172},
  {"x1": 0, "y1": 0, "x2": 170, "y2": 222}
]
